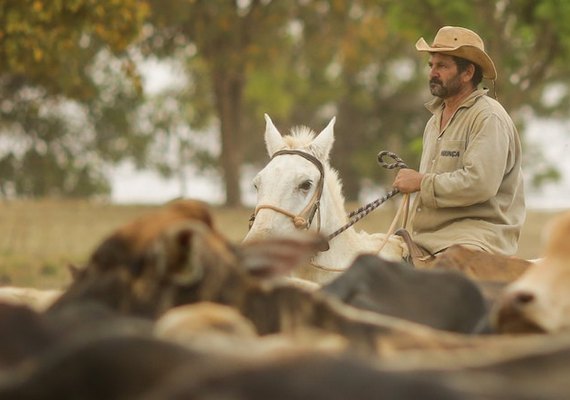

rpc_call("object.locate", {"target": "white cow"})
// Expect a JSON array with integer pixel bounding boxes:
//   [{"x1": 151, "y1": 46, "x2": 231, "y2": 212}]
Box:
[
  {"x1": 0, "y1": 286, "x2": 62, "y2": 312},
  {"x1": 491, "y1": 211, "x2": 570, "y2": 333}
]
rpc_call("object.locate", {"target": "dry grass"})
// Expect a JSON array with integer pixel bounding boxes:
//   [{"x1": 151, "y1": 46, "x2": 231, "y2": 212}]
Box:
[{"x1": 0, "y1": 199, "x2": 563, "y2": 288}]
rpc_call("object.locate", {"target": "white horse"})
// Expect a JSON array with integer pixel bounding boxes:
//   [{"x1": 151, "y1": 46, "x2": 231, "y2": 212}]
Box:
[{"x1": 243, "y1": 114, "x2": 408, "y2": 285}]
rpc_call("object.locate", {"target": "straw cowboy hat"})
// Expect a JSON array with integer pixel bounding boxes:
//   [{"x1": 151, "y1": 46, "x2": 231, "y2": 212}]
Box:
[{"x1": 416, "y1": 26, "x2": 497, "y2": 80}]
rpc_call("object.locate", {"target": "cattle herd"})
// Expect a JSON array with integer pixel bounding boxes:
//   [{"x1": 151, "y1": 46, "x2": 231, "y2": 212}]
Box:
[{"x1": 1, "y1": 199, "x2": 570, "y2": 399}]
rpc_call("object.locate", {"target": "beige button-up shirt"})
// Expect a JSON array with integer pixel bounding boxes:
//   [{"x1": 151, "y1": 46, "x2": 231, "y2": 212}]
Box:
[{"x1": 410, "y1": 89, "x2": 526, "y2": 256}]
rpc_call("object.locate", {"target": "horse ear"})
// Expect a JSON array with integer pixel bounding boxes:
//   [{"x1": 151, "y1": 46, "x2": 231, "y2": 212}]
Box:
[
  {"x1": 264, "y1": 114, "x2": 285, "y2": 156},
  {"x1": 310, "y1": 116, "x2": 336, "y2": 160}
]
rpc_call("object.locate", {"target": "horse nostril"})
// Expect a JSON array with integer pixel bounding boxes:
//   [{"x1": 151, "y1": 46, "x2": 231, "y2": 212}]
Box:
[{"x1": 514, "y1": 291, "x2": 535, "y2": 305}]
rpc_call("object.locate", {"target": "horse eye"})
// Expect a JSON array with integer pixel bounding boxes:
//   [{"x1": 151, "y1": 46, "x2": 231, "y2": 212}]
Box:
[{"x1": 299, "y1": 180, "x2": 312, "y2": 191}]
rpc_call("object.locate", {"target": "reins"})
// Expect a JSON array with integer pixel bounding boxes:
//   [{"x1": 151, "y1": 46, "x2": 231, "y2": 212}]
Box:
[
  {"x1": 248, "y1": 149, "x2": 410, "y2": 253},
  {"x1": 326, "y1": 151, "x2": 409, "y2": 244}
]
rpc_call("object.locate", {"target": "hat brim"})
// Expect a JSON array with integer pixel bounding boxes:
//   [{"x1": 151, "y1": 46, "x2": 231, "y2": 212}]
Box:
[{"x1": 416, "y1": 37, "x2": 497, "y2": 80}]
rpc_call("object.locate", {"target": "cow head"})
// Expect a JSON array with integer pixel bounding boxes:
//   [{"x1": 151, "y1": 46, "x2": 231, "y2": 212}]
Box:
[
  {"x1": 49, "y1": 199, "x2": 324, "y2": 318},
  {"x1": 491, "y1": 211, "x2": 570, "y2": 333}
]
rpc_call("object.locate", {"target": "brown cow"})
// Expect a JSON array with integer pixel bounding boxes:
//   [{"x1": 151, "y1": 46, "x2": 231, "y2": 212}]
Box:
[
  {"x1": 48, "y1": 199, "x2": 476, "y2": 357},
  {"x1": 49, "y1": 199, "x2": 324, "y2": 318},
  {"x1": 23, "y1": 200, "x2": 570, "y2": 400},
  {"x1": 491, "y1": 211, "x2": 570, "y2": 334},
  {"x1": 424, "y1": 245, "x2": 531, "y2": 283},
  {"x1": 49, "y1": 199, "x2": 234, "y2": 317}
]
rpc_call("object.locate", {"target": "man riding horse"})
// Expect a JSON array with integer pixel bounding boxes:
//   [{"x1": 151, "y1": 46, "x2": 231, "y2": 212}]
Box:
[{"x1": 392, "y1": 26, "x2": 526, "y2": 266}]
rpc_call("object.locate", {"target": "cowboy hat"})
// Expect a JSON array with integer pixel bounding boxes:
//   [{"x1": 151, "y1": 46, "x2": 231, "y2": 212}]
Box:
[{"x1": 416, "y1": 26, "x2": 497, "y2": 80}]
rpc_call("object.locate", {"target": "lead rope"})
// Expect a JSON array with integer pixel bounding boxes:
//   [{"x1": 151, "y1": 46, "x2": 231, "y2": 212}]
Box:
[
  {"x1": 377, "y1": 193, "x2": 410, "y2": 253},
  {"x1": 326, "y1": 151, "x2": 409, "y2": 243},
  {"x1": 375, "y1": 151, "x2": 410, "y2": 252}
]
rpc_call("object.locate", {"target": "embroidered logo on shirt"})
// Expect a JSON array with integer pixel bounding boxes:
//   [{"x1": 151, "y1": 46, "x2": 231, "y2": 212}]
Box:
[{"x1": 441, "y1": 150, "x2": 460, "y2": 157}]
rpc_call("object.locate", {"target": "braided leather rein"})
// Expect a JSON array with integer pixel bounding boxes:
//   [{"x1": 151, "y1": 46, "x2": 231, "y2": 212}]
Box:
[{"x1": 325, "y1": 151, "x2": 408, "y2": 242}]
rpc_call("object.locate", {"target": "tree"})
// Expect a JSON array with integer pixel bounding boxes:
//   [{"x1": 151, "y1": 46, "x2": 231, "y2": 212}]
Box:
[
  {"x1": 144, "y1": 0, "x2": 298, "y2": 206},
  {"x1": 285, "y1": 0, "x2": 429, "y2": 199},
  {"x1": 146, "y1": 1, "x2": 570, "y2": 206},
  {"x1": 0, "y1": 0, "x2": 148, "y2": 198},
  {"x1": 285, "y1": 0, "x2": 570, "y2": 197}
]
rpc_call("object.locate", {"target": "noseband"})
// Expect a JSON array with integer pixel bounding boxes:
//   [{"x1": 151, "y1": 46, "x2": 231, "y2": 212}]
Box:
[{"x1": 249, "y1": 149, "x2": 325, "y2": 232}]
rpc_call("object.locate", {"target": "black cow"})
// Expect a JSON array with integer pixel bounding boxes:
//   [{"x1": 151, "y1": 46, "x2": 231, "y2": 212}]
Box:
[
  {"x1": 0, "y1": 303, "x2": 57, "y2": 368},
  {"x1": 321, "y1": 255, "x2": 489, "y2": 333},
  {"x1": 142, "y1": 352, "x2": 470, "y2": 400},
  {"x1": 0, "y1": 335, "x2": 199, "y2": 400},
  {"x1": 0, "y1": 301, "x2": 194, "y2": 400}
]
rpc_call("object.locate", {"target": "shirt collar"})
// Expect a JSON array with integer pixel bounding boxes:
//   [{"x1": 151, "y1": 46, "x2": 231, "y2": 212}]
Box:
[{"x1": 425, "y1": 88, "x2": 489, "y2": 114}]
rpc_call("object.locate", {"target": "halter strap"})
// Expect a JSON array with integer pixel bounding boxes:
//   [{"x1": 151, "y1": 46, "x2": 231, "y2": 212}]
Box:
[{"x1": 250, "y1": 149, "x2": 325, "y2": 232}]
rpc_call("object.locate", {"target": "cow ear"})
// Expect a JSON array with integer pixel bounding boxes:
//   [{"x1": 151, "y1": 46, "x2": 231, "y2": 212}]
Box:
[
  {"x1": 238, "y1": 234, "x2": 327, "y2": 279},
  {"x1": 309, "y1": 116, "x2": 335, "y2": 161},
  {"x1": 66, "y1": 263, "x2": 83, "y2": 281},
  {"x1": 154, "y1": 222, "x2": 206, "y2": 285},
  {"x1": 264, "y1": 113, "x2": 286, "y2": 156}
]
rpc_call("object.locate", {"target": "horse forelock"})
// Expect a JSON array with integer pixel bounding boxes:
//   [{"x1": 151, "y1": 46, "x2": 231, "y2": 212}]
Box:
[
  {"x1": 283, "y1": 125, "x2": 333, "y2": 163},
  {"x1": 284, "y1": 126, "x2": 317, "y2": 149}
]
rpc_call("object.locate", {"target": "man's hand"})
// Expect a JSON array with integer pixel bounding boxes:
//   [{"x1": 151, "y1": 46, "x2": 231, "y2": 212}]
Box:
[{"x1": 393, "y1": 168, "x2": 424, "y2": 194}]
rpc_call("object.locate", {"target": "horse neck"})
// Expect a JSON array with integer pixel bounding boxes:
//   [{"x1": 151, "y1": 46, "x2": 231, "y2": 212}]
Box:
[
  {"x1": 312, "y1": 166, "x2": 363, "y2": 268},
  {"x1": 318, "y1": 169, "x2": 348, "y2": 231}
]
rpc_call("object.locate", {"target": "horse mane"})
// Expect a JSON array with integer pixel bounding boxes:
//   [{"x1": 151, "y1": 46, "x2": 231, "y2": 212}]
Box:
[{"x1": 283, "y1": 126, "x2": 346, "y2": 209}]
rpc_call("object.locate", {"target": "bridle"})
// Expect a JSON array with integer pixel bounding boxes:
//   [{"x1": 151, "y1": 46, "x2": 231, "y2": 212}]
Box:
[
  {"x1": 248, "y1": 149, "x2": 325, "y2": 233},
  {"x1": 248, "y1": 149, "x2": 408, "y2": 255}
]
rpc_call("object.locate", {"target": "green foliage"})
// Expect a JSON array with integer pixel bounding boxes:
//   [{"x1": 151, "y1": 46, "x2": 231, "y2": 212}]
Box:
[
  {"x1": 0, "y1": 0, "x2": 148, "y2": 198},
  {"x1": 0, "y1": 0, "x2": 148, "y2": 98},
  {"x1": 141, "y1": 0, "x2": 570, "y2": 202},
  {"x1": 143, "y1": 0, "x2": 298, "y2": 205},
  {"x1": 532, "y1": 166, "x2": 561, "y2": 187}
]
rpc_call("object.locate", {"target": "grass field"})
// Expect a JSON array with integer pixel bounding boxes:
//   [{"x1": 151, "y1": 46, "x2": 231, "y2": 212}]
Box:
[{"x1": 0, "y1": 199, "x2": 564, "y2": 289}]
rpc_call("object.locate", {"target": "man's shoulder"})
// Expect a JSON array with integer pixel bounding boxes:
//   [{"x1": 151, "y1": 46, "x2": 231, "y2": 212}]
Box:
[{"x1": 470, "y1": 92, "x2": 512, "y2": 121}]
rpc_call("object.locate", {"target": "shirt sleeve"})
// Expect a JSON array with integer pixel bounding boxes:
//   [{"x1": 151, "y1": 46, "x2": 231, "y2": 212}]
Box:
[{"x1": 420, "y1": 113, "x2": 511, "y2": 208}]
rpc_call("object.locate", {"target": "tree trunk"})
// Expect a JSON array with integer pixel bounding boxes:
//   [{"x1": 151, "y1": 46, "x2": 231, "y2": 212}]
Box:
[
  {"x1": 334, "y1": 100, "x2": 365, "y2": 202},
  {"x1": 213, "y1": 71, "x2": 244, "y2": 207}
]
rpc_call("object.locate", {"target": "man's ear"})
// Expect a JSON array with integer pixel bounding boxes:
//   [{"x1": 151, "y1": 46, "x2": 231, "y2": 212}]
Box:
[{"x1": 463, "y1": 63, "x2": 475, "y2": 83}]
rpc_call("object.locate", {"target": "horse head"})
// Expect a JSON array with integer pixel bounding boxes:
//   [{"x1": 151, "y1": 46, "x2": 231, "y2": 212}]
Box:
[
  {"x1": 244, "y1": 114, "x2": 340, "y2": 245},
  {"x1": 245, "y1": 115, "x2": 408, "y2": 284}
]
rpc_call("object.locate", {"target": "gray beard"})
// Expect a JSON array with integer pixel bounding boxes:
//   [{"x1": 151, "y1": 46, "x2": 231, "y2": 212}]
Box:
[
  {"x1": 429, "y1": 77, "x2": 462, "y2": 98},
  {"x1": 430, "y1": 83, "x2": 447, "y2": 97}
]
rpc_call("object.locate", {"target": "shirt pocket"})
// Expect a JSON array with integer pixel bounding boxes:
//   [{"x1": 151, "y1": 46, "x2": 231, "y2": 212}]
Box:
[{"x1": 434, "y1": 140, "x2": 465, "y2": 173}]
